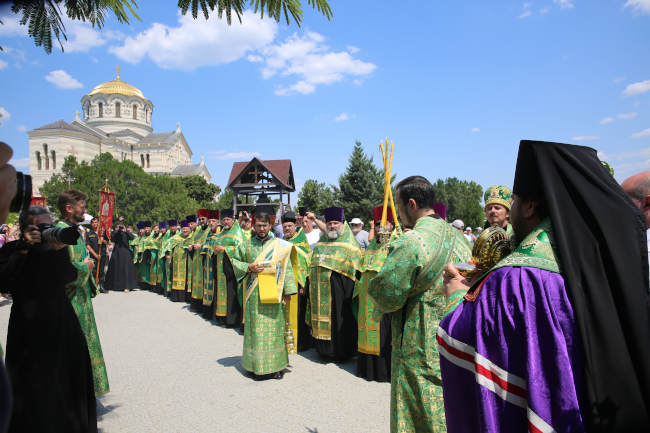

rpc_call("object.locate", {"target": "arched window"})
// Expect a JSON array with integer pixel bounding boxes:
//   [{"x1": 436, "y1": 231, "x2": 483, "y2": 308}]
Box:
[
  {"x1": 115, "y1": 102, "x2": 121, "y2": 118},
  {"x1": 51, "y1": 150, "x2": 56, "y2": 170},
  {"x1": 145, "y1": 108, "x2": 148, "y2": 123},
  {"x1": 36, "y1": 151, "x2": 41, "y2": 170},
  {"x1": 146, "y1": 153, "x2": 150, "y2": 168},
  {"x1": 84, "y1": 103, "x2": 89, "y2": 120},
  {"x1": 98, "y1": 102, "x2": 103, "y2": 118},
  {"x1": 133, "y1": 104, "x2": 137, "y2": 120},
  {"x1": 140, "y1": 154, "x2": 145, "y2": 167},
  {"x1": 43, "y1": 144, "x2": 49, "y2": 170}
]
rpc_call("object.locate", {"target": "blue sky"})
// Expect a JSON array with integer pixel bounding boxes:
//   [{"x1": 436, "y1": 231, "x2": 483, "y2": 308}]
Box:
[{"x1": 1, "y1": 0, "x2": 650, "y2": 201}]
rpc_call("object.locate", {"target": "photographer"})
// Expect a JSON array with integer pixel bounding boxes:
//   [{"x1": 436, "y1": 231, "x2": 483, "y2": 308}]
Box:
[{"x1": 0, "y1": 206, "x2": 97, "y2": 432}]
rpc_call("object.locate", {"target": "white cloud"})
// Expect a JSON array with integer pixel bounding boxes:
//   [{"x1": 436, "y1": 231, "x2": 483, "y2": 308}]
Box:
[
  {"x1": 333, "y1": 112, "x2": 355, "y2": 122},
  {"x1": 572, "y1": 136, "x2": 600, "y2": 141},
  {"x1": 614, "y1": 76, "x2": 627, "y2": 83},
  {"x1": 523, "y1": 2, "x2": 533, "y2": 8},
  {"x1": 519, "y1": 10, "x2": 532, "y2": 19},
  {"x1": 540, "y1": 6, "x2": 551, "y2": 14},
  {"x1": 617, "y1": 112, "x2": 638, "y2": 119},
  {"x1": 554, "y1": 0, "x2": 574, "y2": 9},
  {"x1": 109, "y1": 11, "x2": 277, "y2": 71},
  {"x1": 247, "y1": 54, "x2": 263, "y2": 63},
  {"x1": 45, "y1": 70, "x2": 83, "y2": 89},
  {"x1": 17, "y1": 125, "x2": 27, "y2": 132},
  {"x1": 631, "y1": 128, "x2": 650, "y2": 138},
  {"x1": 347, "y1": 45, "x2": 360, "y2": 53},
  {"x1": 0, "y1": 59, "x2": 7, "y2": 70},
  {"x1": 61, "y1": 19, "x2": 110, "y2": 53},
  {"x1": 471, "y1": 127, "x2": 480, "y2": 132},
  {"x1": 8, "y1": 157, "x2": 29, "y2": 169},
  {"x1": 624, "y1": 0, "x2": 650, "y2": 15},
  {"x1": 0, "y1": 14, "x2": 27, "y2": 37},
  {"x1": 259, "y1": 32, "x2": 376, "y2": 96},
  {"x1": 623, "y1": 79, "x2": 650, "y2": 97},
  {"x1": 208, "y1": 150, "x2": 262, "y2": 160},
  {"x1": 600, "y1": 117, "x2": 615, "y2": 124},
  {"x1": 0, "y1": 106, "x2": 10, "y2": 125}
]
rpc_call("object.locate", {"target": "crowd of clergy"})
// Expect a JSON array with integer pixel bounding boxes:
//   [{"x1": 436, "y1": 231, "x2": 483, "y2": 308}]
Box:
[{"x1": 1, "y1": 139, "x2": 649, "y2": 433}]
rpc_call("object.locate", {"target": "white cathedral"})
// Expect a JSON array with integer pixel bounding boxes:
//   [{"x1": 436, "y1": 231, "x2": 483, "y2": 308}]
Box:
[{"x1": 28, "y1": 67, "x2": 211, "y2": 194}]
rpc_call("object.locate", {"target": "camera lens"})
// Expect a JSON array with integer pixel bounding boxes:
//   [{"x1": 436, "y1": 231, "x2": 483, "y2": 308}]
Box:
[{"x1": 10, "y1": 172, "x2": 32, "y2": 213}]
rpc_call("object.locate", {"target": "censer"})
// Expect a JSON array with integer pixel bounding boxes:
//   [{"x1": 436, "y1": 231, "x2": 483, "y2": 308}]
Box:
[
  {"x1": 283, "y1": 299, "x2": 295, "y2": 354},
  {"x1": 455, "y1": 225, "x2": 512, "y2": 282}
]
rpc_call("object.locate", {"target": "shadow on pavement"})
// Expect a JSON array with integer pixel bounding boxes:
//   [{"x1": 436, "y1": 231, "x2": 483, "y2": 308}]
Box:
[
  {"x1": 217, "y1": 355, "x2": 248, "y2": 377},
  {"x1": 299, "y1": 348, "x2": 357, "y2": 375},
  {"x1": 96, "y1": 401, "x2": 120, "y2": 420},
  {"x1": 305, "y1": 427, "x2": 320, "y2": 433}
]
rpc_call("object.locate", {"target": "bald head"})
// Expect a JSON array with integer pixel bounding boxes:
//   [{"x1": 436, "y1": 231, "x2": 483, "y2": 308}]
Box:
[{"x1": 622, "y1": 170, "x2": 650, "y2": 227}]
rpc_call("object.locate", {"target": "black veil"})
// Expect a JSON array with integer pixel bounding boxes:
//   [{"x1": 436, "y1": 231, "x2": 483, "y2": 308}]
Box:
[{"x1": 513, "y1": 140, "x2": 650, "y2": 432}]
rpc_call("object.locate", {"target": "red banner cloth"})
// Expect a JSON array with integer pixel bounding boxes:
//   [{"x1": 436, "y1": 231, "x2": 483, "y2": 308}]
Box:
[
  {"x1": 30, "y1": 196, "x2": 47, "y2": 208},
  {"x1": 98, "y1": 190, "x2": 115, "y2": 240}
]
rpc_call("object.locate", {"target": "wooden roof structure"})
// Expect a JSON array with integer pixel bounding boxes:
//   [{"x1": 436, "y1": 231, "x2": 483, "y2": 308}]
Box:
[{"x1": 226, "y1": 158, "x2": 295, "y2": 213}]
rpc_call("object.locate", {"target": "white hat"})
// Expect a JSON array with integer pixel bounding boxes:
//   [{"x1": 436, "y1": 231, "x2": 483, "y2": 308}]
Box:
[
  {"x1": 350, "y1": 218, "x2": 363, "y2": 225},
  {"x1": 451, "y1": 219, "x2": 464, "y2": 229},
  {"x1": 80, "y1": 213, "x2": 94, "y2": 225}
]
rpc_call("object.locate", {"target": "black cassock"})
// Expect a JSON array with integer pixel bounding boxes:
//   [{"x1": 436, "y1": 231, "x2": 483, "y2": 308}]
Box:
[
  {"x1": 212, "y1": 254, "x2": 242, "y2": 327},
  {"x1": 0, "y1": 242, "x2": 97, "y2": 433},
  {"x1": 105, "y1": 230, "x2": 137, "y2": 291},
  {"x1": 356, "y1": 314, "x2": 392, "y2": 382},
  {"x1": 296, "y1": 278, "x2": 313, "y2": 352},
  {"x1": 314, "y1": 271, "x2": 357, "y2": 363}
]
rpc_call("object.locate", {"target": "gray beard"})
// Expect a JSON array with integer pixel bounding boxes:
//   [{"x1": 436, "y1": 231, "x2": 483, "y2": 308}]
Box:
[{"x1": 327, "y1": 230, "x2": 341, "y2": 239}]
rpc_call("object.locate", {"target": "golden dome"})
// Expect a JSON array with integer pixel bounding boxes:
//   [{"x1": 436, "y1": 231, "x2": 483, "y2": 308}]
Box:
[{"x1": 88, "y1": 66, "x2": 146, "y2": 99}]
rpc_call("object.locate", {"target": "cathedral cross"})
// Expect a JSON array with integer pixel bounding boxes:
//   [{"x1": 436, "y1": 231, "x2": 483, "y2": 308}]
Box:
[{"x1": 116, "y1": 65, "x2": 121, "y2": 80}]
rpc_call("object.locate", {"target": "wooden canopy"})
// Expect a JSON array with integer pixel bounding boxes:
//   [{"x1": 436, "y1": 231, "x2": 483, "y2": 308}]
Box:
[{"x1": 226, "y1": 157, "x2": 295, "y2": 214}]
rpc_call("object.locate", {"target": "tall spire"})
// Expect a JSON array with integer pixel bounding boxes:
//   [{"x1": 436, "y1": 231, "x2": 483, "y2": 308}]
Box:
[{"x1": 116, "y1": 65, "x2": 121, "y2": 81}]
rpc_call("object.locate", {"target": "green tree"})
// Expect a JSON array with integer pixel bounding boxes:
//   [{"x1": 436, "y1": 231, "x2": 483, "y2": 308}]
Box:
[
  {"x1": 297, "y1": 179, "x2": 339, "y2": 215},
  {"x1": 7, "y1": 0, "x2": 332, "y2": 54},
  {"x1": 432, "y1": 177, "x2": 484, "y2": 228},
  {"x1": 39, "y1": 153, "x2": 199, "y2": 225},
  {"x1": 338, "y1": 141, "x2": 387, "y2": 224},
  {"x1": 181, "y1": 175, "x2": 220, "y2": 207}
]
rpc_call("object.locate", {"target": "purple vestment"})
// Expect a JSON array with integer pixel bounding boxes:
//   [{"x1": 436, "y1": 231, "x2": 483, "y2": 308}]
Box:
[{"x1": 438, "y1": 267, "x2": 585, "y2": 433}]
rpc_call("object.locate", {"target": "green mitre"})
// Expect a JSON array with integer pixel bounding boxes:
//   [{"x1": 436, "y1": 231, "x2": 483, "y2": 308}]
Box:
[{"x1": 484, "y1": 185, "x2": 513, "y2": 211}]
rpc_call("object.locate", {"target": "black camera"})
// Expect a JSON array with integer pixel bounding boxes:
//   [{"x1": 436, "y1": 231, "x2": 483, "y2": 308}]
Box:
[
  {"x1": 10, "y1": 171, "x2": 32, "y2": 213},
  {"x1": 37, "y1": 223, "x2": 80, "y2": 245}
]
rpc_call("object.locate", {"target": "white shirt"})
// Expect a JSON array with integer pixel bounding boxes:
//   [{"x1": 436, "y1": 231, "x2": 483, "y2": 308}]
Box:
[{"x1": 305, "y1": 229, "x2": 322, "y2": 250}]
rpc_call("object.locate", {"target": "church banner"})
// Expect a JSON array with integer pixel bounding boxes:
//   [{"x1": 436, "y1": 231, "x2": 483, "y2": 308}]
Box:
[
  {"x1": 98, "y1": 190, "x2": 115, "y2": 240},
  {"x1": 30, "y1": 196, "x2": 47, "y2": 208}
]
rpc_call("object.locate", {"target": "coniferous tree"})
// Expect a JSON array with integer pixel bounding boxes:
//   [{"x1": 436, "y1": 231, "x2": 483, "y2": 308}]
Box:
[{"x1": 337, "y1": 141, "x2": 386, "y2": 225}]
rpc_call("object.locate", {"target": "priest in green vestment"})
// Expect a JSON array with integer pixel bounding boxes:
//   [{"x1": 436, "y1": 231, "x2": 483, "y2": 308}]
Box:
[
  {"x1": 132, "y1": 222, "x2": 145, "y2": 286},
  {"x1": 308, "y1": 207, "x2": 362, "y2": 363},
  {"x1": 56, "y1": 189, "x2": 110, "y2": 397},
  {"x1": 210, "y1": 209, "x2": 245, "y2": 327},
  {"x1": 170, "y1": 220, "x2": 193, "y2": 302},
  {"x1": 140, "y1": 221, "x2": 157, "y2": 291},
  {"x1": 161, "y1": 220, "x2": 179, "y2": 296},
  {"x1": 199, "y1": 210, "x2": 220, "y2": 318},
  {"x1": 368, "y1": 176, "x2": 471, "y2": 433},
  {"x1": 231, "y1": 212, "x2": 297, "y2": 380},
  {"x1": 188, "y1": 210, "x2": 210, "y2": 310},
  {"x1": 154, "y1": 221, "x2": 169, "y2": 293},
  {"x1": 354, "y1": 206, "x2": 394, "y2": 383},
  {"x1": 483, "y1": 185, "x2": 514, "y2": 237},
  {"x1": 281, "y1": 211, "x2": 312, "y2": 352}
]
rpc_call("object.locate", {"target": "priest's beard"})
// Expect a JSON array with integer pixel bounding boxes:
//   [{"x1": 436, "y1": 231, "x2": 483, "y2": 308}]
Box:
[{"x1": 327, "y1": 229, "x2": 342, "y2": 239}]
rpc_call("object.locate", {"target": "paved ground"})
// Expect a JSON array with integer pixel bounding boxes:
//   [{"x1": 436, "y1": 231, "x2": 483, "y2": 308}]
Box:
[{"x1": 0, "y1": 290, "x2": 390, "y2": 433}]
